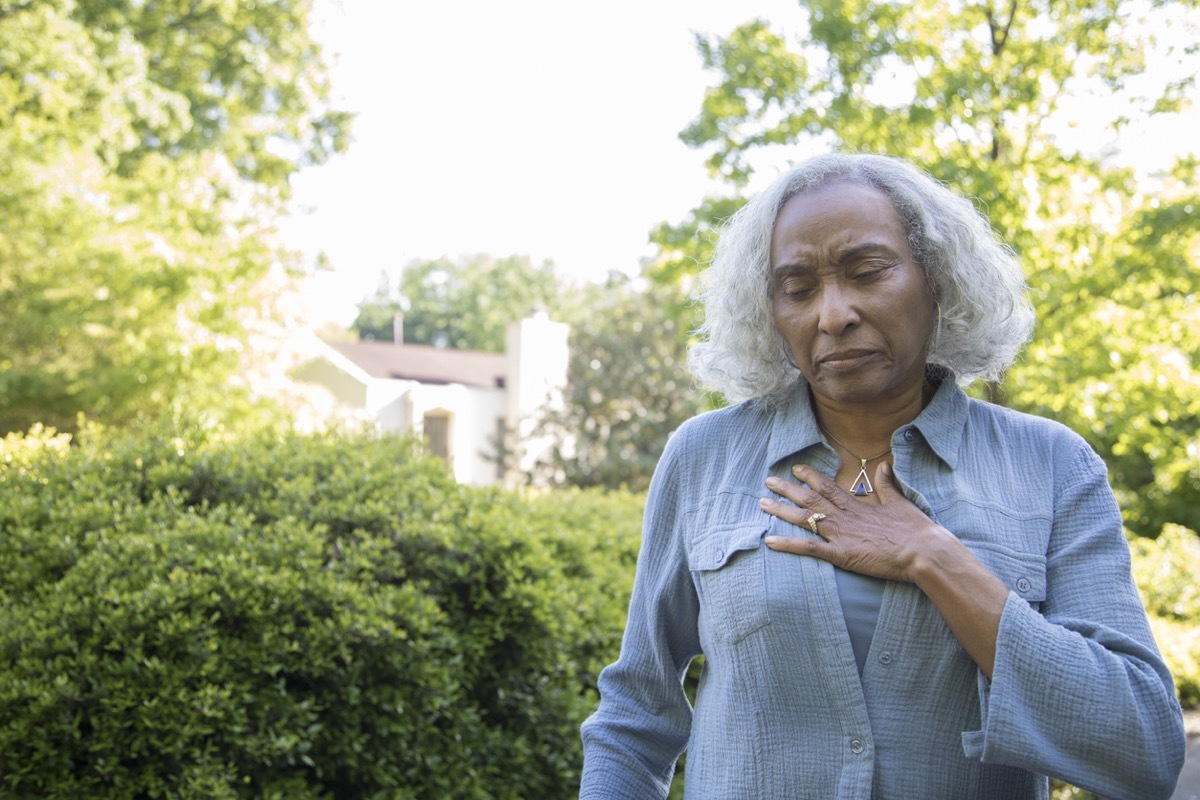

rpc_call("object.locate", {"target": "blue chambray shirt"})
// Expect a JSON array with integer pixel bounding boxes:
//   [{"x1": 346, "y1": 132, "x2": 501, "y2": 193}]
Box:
[{"x1": 580, "y1": 377, "x2": 1185, "y2": 800}]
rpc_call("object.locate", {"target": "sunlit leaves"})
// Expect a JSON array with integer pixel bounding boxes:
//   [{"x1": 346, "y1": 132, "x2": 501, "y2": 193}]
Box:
[
  {"x1": 352, "y1": 255, "x2": 565, "y2": 352},
  {"x1": 0, "y1": 0, "x2": 348, "y2": 435}
]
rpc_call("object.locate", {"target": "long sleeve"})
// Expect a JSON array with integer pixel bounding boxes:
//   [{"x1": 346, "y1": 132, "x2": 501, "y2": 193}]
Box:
[
  {"x1": 964, "y1": 441, "x2": 1186, "y2": 798},
  {"x1": 579, "y1": 425, "x2": 703, "y2": 800}
]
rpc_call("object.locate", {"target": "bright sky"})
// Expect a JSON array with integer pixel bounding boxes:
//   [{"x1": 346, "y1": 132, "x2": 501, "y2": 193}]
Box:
[
  {"x1": 284, "y1": 0, "x2": 1197, "y2": 326},
  {"x1": 283, "y1": 0, "x2": 808, "y2": 324}
]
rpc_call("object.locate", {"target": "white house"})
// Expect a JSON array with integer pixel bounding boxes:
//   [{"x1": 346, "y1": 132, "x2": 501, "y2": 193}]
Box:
[{"x1": 292, "y1": 312, "x2": 569, "y2": 486}]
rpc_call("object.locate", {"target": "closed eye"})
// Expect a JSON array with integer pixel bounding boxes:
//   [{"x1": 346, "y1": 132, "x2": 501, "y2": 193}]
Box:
[
  {"x1": 776, "y1": 276, "x2": 816, "y2": 298},
  {"x1": 850, "y1": 260, "x2": 897, "y2": 281}
]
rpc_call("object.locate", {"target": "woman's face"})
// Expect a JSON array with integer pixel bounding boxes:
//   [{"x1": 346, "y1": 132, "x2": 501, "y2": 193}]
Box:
[{"x1": 770, "y1": 180, "x2": 937, "y2": 408}]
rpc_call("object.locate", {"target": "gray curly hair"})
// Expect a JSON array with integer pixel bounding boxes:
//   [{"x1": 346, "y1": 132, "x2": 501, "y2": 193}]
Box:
[{"x1": 688, "y1": 152, "x2": 1035, "y2": 404}]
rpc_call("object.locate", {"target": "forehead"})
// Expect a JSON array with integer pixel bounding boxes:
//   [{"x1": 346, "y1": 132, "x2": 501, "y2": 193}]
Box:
[{"x1": 770, "y1": 181, "x2": 908, "y2": 265}]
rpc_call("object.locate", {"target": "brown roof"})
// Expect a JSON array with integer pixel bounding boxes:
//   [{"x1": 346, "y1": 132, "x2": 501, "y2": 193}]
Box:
[{"x1": 324, "y1": 339, "x2": 508, "y2": 389}]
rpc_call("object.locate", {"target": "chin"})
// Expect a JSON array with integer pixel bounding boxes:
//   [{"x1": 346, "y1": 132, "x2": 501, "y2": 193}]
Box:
[
  {"x1": 808, "y1": 379, "x2": 877, "y2": 404},
  {"x1": 809, "y1": 371, "x2": 913, "y2": 406}
]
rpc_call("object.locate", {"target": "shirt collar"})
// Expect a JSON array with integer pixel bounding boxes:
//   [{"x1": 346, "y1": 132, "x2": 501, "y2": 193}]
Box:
[
  {"x1": 765, "y1": 369, "x2": 968, "y2": 471},
  {"x1": 910, "y1": 371, "x2": 967, "y2": 470},
  {"x1": 765, "y1": 384, "x2": 824, "y2": 470}
]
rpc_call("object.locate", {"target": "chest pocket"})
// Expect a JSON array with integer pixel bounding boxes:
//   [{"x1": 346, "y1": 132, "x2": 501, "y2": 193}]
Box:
[
  {"x1": 688, "y1": 524, "x2": 770, "y2": 645},
  {"x1": 967, "y1": 541, "x2": 1048, "y2": 609},
  {"x1": 946, "y1": 502, "x2": 1050, "y2": 610}
]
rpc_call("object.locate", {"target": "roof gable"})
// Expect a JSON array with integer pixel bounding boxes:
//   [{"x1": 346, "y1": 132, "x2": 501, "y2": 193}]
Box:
[{"x1": 323, "y1": 339, "x2": 507, "y2": 389}]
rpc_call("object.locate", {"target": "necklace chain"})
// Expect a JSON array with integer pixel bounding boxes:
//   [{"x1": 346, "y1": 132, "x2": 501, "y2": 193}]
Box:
[
  {"x1": 818, "y1": 425, "x2": 892, "y2": 463},
  {"x1": 819, "y1": 425, "x2": 891, "y2": 496}
]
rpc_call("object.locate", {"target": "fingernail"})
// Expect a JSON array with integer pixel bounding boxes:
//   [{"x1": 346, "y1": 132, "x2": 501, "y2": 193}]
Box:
[
  {"x1": 759, "y1": 497, "x2": 774, "y2": 508},
  {"x1": 791, "y1": 464, "x2": 803, "y2": 476}
]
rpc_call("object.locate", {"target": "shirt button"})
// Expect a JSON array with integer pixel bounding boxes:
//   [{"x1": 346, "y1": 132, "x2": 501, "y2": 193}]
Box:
[
  {"x1": 714, "y1": 549, "x2": 725, "y2": 564},
  {"x1": 1016, "y1": 577, "x2": 1032, "y2": 593},
  {"x1": 878, "y1": 651, "x2": 893, "y2": 666},
  {"x1": 850, "y1": 738, "x2": 865, "y2": 755},
  {"x1": 903, "y1": 428, "x2": 916, "y2": 442}
]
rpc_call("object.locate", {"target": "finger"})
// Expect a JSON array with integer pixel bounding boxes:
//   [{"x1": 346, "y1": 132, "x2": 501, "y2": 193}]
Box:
[
  {"x1": 758, "y1": 494, "x2": 814, "y2": 528},
  {"x1": 764, "y1": 534, "x2": 836, "y2": 560},
  {"x1": 765, "y1": 476, "x2": 825, "y2": 509},
  {"x1": 790, "y1": 464, "x2": 850, "y2": 509}
]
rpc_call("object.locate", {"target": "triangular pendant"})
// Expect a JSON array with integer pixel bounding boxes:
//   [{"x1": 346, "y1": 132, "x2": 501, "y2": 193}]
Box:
[{"x1": 851, "y1": 460, "x2": 874, "y2": 496}]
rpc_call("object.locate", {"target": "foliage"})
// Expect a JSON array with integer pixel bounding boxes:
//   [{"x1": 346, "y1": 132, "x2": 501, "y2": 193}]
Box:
[
  {"x1": 647, "y1": 0, "x2": 1200, "y2": 537},
  {"x1": 0, "y1": 0, "x2": 349, "y2": 435},
  {"x1": 352, "y1": 254, "x2": 565, "y2": 352},
  {"x1": 0, "y1": 420, "x2": 645, "y2": 799},
  {"x1": 530, "y1": 275, "x2": 709, "y2": 491},
  {"x1": 1131, "y1": 523, "x2": 1200, "y2": 706},
  {"x1": 1008, "y1": 179, "x2": 1200, "y2": 536},
  {"x1": 645, "y1": 195, "x2": 746, "y2": 301}
]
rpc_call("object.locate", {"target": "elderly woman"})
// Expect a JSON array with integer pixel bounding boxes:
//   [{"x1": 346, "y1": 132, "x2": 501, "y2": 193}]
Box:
[{"x1": 579, "y1": 153, "x2": 1185, "y2": 799}]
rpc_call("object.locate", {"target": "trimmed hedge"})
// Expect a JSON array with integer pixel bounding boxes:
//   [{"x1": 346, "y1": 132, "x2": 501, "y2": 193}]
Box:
[{"x1": 0, "y1": 421, "x2": 643, "y2": 799}]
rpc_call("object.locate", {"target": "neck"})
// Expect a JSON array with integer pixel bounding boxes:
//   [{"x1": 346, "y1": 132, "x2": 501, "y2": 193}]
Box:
[{"x1": 811, "y1": 379, "x2": 934, "y2": 455}]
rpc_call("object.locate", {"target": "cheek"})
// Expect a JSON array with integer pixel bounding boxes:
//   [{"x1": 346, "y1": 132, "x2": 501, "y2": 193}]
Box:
[
  {"x1": 770, "y1": 304, "x2": 788, "y2": 340},
  {"x1": 772, "y1": 305, "x2": 806, "y2": 341},
  {"x1": 897, "y1": 301, "x2": 937, "y2": 354},
  {"x1": 772, "y1": 308, "x2": 818, "y2": 363}
]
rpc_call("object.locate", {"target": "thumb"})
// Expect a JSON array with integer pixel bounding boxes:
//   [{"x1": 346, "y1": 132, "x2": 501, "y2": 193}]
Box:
[{"x1": 875, "y1": 460, "x2": 903, "y2": 499}]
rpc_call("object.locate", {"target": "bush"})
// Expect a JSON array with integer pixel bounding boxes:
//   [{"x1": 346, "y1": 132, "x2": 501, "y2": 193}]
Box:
[
  {"x1": 1131, "y1": 523, "x2": 1200, "y2": 707},
  {"x1": 0, "y1": 421, "x2": 645, "y2": 799}
]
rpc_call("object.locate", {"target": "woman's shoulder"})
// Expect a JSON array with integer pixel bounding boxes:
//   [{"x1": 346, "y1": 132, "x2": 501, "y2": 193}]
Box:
[
  {"x1": 655, "y1": 398, "x2": 776, "y2": 482},
  {"x1": 953, "y1": 392, "x2": 1112, "y2": 510},
  {"x1": 964, "y1": 393, "x2": 1075, "y2": 433},
  {"x1": 961, "y1": 392, "x2": 1097, "y2": 461},
  {"x1": 670, "y1": 397, "x2": 772, "y2": 448}
]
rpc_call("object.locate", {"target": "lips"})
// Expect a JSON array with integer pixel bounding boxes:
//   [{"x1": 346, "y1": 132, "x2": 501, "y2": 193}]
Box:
[{"x1": 818, "y1": 349, "x2": 877, "y2": 369}]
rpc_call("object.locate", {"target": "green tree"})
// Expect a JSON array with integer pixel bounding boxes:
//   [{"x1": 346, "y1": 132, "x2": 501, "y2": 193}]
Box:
[
  {"x1": 648, "y1": 0, "x2": 1200, "y2": 536},
  {"x1": 352, "y1": 254, "x2": 565, "y2": 352},
  {"x1": 0, "y1": 0, "x2": 349, "y2": 435},
  {"x1": 531, "y1": 275, "x2": 708, "y2": 490}
]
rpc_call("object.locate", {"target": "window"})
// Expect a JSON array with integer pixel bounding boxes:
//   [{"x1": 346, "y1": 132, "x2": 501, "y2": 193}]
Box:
[
  {"x1": 423, "y1": 412, "x2": 450, "y2": 462},
  {"x1": 494, "y1": 416, "x2": 509, "y2": 480}
]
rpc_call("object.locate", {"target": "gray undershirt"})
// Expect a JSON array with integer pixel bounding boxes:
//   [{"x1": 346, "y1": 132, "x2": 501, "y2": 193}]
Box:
[{"x1": 834, "y1": 567, "x2": 886, "y2": 675}]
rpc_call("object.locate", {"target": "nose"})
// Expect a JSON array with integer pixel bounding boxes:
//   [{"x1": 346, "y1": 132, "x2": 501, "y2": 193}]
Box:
[{"x1": 816, "y1": 284, "x2": 860, "y2": 336}]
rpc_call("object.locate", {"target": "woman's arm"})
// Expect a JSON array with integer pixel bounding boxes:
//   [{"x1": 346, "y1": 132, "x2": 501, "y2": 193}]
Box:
[
  {"x1": 963, "y1": 444, "x2": 1184, "y2": 799},
  {"x1": 579, "y1": 428, "x2": 701, "y2": 800}
]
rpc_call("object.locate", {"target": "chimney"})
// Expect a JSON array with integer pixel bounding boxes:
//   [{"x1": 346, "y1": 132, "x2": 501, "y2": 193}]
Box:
[{"x1": 393, "y1": 312, "x2": 404, "y2": 346}]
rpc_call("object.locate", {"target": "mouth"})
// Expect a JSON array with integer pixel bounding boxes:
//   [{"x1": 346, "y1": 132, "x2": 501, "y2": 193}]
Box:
[{"x1": 817, "y1": 349, "x2": 877, "y2": 370}]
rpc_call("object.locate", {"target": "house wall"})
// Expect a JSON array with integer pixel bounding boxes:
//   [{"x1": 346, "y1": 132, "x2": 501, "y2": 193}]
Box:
[
  {"x1": 291, "y1": 358, "x2": 368, "y2": 409},
  {"x1": 404, "y1": 383, "x2": 507, "y2": 486},
  {"x1": 505, "y1": 312, "x2": 570, "y2": 477},
  {"x1": 297, "y1": 311, "x2": 568, "y2": 487}
]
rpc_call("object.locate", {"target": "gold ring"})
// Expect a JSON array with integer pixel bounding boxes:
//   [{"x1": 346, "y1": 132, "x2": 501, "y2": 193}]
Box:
[{"x1": 805, "y1": 512, "x2": 827, "y2": 535}]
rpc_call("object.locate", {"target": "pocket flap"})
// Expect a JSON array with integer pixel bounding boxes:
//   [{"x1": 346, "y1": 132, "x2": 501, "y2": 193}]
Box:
[
  {"x1": 968, "y1": 542, "x2": 1047, "y2": 602},
  {"x1": 689, "y1": 525, "x2": 767, "y2": 572}
]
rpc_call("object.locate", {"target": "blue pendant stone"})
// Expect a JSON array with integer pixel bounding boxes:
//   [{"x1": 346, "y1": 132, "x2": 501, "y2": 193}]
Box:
[{"x1": 853, "y1": 482, "x2": 870, "y2": 496}]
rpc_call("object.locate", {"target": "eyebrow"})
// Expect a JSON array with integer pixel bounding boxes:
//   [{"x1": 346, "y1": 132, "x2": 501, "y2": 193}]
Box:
[
  {"x1": 835, "y1": 242, "x2": 899, "y2": 265},
  {"x1": 773, "y1": 241, "x2": 899, "y2": 272}
]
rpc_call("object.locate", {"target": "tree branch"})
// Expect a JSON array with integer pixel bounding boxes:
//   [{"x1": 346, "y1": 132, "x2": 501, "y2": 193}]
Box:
[{"x1": 987, "y1": 0, "x2": 1019, "y2": 55}]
